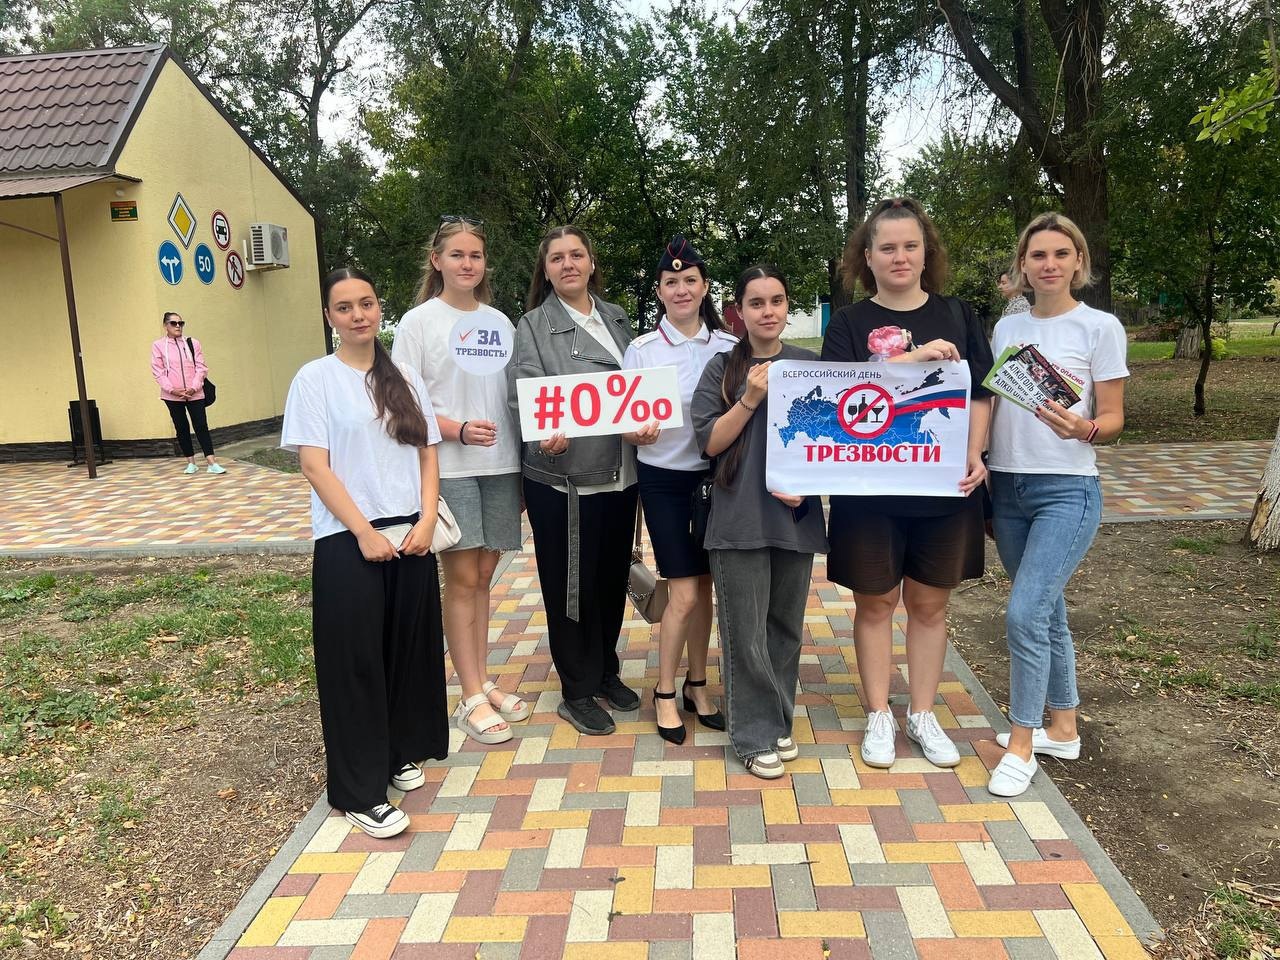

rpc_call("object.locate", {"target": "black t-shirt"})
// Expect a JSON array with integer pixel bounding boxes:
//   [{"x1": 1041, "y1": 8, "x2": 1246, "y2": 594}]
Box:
[{"x1": 821, "y1": 294, "x2": 994, "y2": 517}]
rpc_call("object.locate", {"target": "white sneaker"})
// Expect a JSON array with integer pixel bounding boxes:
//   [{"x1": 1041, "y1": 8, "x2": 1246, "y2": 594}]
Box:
[
  {"x1": 860, "y1": 710, "x2": 897, "y2": 768},
  {"x1": 744, "y1": 751, "x2": 785, "y2": 779},
  {"x1": 390, "y1": 762, "x2": 425, "y2": 792},
  {"x1": 995, "y1": 729, "x2": 1081, "y2": 760},
  {"x1": 906, "y1": 710, "x2": 961, "y2": 768},
  {"x1": 775, "y1": 737, "x2": 799, "y2": 761},
  {"x1": 987, "y1": 752, "x2": 1038, "y2": 797},
  {"x1": 345, "y1": 803, "x2": 409, "y2": 838}
]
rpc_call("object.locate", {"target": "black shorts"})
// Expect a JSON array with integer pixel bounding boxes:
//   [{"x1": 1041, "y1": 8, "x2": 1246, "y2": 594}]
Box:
[
  {"x1": 826, "y1": 494, "x2": 985, "y2": 594},
  {"x1": 637, "y1": 460, "x2": 711, "y2": 579}
]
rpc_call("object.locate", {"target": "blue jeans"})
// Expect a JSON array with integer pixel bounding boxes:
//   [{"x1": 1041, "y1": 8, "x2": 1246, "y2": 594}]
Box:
[{"x1": 990, "y1": 472, "x2": 1102, "y2": 728}]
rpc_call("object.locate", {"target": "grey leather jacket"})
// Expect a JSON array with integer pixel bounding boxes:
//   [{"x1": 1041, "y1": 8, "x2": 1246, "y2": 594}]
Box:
[
  {"x1": 507, "y1": 293, "x2": 636, "y2": 621},
  {"x1": 507, "y1": 294, "x2": 635, "y2": 487}
]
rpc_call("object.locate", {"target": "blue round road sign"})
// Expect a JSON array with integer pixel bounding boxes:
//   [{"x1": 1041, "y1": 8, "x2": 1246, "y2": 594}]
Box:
[
  {"x1": 157, "y1": 240, "x2": 183, "y2": 285},
  {"x1": 194, "y1": 243, "x2": 216, "y2": 285}
]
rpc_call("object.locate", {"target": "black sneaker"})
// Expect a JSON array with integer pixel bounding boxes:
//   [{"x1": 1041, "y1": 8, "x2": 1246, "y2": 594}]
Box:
[
  {"x1": 558, "y1": 696, "x2": 617, "y2": 735},
  {"x1": 344, "y1": 802, "x2": 409, "y2": 839},
  {"x1": 595, "y1": 675, "x2": 640, "y2": 712},
  {"x1": 390, "y1": 762, "x2": 425, "y2": 792}
]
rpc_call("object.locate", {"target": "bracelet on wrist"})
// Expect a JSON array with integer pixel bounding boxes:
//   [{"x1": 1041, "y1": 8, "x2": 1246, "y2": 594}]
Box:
[
  {"x1": 1080, "y1": 419, "x2": 1099, "y2": 444},
  {"x1": 739, "y1": 399, "x2": 758, "y2": 413},
  {"x1": 459, "y1": 421, "x2": 470, "y2": 445}
]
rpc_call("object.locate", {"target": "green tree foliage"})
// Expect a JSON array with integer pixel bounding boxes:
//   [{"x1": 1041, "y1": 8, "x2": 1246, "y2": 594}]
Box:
[
  {"x1": 936, "y1": 0, "x2": 1115, "y2": 313},
  {"x1": 1110, "y1": 0, "x2": 1280, "y2": 413},
  {"x1": 1192, "y1": 0, "x2": 1280, "y2": 144},
  {"x1": 898, "y1": 133, "x2": 1048, "y2": 322}
]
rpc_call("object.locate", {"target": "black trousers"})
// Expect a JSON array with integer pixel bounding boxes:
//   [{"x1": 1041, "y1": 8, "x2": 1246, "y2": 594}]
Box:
[
  {"x1": 163, "y1": 398, "x2": 214, "y2": 458},
  {"x1": 523, "y1": 478, "x2": 637, "y2": 700},
  {"x1": 312, "y1": 522, "x2": 448, "y2": 812}
]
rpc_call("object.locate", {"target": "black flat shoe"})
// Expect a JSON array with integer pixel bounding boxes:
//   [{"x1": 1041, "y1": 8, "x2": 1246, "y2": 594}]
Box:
[
  {"x1": 682, "y1": 677, "x2": 726, "y2": 731},
  {"x1": 653, "y1": 688, "x2": 687, "y2": 745}
]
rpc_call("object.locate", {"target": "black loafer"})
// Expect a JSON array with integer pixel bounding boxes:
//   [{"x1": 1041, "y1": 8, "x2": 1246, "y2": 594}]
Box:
[
  {"x1": 596, "y1": 675, "x2": 640, "y2": 712},
  {"x1": 558, "y1": 697, "x2": 616, "y2": 735}
]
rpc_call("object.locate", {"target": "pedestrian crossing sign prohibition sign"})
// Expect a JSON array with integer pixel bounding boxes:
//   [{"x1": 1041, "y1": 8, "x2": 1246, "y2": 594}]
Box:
[{"x1": 226, "y1": 250, "x2": 245, "y2": 289}]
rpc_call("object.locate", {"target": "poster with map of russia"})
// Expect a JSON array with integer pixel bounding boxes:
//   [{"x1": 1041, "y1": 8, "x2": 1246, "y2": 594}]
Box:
[{"x1": 764, "y1": 360, "x2": 972, "y2": 497}]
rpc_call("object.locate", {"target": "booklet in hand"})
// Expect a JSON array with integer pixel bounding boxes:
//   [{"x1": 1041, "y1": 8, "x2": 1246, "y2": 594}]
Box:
[{"x1": 983, "y1": 344, "x2": 1083, "y2": 412}]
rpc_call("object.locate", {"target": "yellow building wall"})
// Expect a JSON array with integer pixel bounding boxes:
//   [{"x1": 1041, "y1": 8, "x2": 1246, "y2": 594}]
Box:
[
  {"x1": 0, "y1": 197, "x2": 81, "y2": 442},
  {"x1": 0, "y1": 57, "x2": 323, "y2": 447}
]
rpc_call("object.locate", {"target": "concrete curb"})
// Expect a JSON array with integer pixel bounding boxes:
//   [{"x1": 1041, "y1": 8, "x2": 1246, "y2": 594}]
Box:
[
  {"x1": 943, "y1": 644, "x2": 1165, "y2": 945},
  {"x1": 1, "y1": 541, "x2": 311, "y2": 561},
  {"x1": 194, "y1": 547, "x2": 523, "y2": 958},
  {"x1": 1103, "y1": 511, "x2": 1251, "y2": 524},
  {"x1": 195, "y1": 791, "x2": 333, "y2": 960}
]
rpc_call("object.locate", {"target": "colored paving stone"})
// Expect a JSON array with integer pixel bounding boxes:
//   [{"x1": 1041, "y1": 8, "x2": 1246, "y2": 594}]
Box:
[
  {"x1": 202, "y1": 543, "x2": 1161, "y2": 958},
  {"x1": 4, "y1": 447, "x2": 1203, "y2": 956},
  {"x1": 0, "y1": 439, "x2": 1267, "y2": 556}
]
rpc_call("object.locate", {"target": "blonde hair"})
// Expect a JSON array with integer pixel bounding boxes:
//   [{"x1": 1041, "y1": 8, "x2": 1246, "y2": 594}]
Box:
[
  {"x1": 1010, "y1": 213, "x2": 1094, "y2": 291},
  {"x1": 414, "y1": 221, "x2": 493, "y2": 305}
]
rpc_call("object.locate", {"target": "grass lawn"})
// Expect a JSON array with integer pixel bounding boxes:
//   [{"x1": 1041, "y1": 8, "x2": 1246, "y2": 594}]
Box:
[{"x1": 0, "y1": 557, "x2": 319, "y2": 955}]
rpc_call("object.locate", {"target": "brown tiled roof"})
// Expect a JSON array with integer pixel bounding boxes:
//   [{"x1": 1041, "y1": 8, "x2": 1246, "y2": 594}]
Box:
[{"x1": 0, "y1": 44, "x2": 164, "y2": 178}]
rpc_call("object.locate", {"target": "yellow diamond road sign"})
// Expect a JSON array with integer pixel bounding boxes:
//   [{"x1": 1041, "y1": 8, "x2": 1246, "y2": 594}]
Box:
[{"x1": 167, "y1": 193, "x2": 196, "y2": 248}]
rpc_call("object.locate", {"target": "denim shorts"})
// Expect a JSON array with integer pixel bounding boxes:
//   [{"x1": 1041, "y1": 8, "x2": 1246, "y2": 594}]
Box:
[{"x1": 439, "y1": 473, "x2": 522, "y2": 552}]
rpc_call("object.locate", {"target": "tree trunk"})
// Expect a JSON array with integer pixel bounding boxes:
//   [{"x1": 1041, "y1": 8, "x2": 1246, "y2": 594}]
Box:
[
  {"x1": 1173, "y1": 321, "x2": 1200, "y2": 359},
  {"x1": 1058, "y1": 150, "x2": 1112, "y2": 314},
  {"x1": 1248, "y1": 422, "x2": 1280, "y2": 551},
  {"x1": 1193, "y1": 323, "x2": 1211, "y2": 415}
]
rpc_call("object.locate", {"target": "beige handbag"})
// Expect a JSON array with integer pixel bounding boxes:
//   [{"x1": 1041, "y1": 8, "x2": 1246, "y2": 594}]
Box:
[
  {"x1": 627, "y1": 501, "x2": 668, "y2": 624},
  {"x1": 431, "y1": 496, "x2": 462, "y2": 553}
]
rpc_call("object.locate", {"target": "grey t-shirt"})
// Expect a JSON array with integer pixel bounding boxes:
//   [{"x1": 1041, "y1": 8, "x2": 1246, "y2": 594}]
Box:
[{"x1": 691, "y1": 343, "x2": 829, "y2": 554}]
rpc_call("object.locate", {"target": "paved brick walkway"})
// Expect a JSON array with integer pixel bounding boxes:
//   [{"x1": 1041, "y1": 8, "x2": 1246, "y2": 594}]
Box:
[
  {"x1": 201, "y1": 545, "x2": 1158, "y2": 960},
  {"x1": 0, "y1": 440, "x2": 1269, "y2": 557},
  {"x1": 2, "y1": 442, "x2": 1267, "y2": 956}
]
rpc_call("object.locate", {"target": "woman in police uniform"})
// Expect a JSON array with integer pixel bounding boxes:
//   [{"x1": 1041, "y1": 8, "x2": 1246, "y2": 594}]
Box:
[{"x1": 623, "y1": 236, "x2": 736, "y2": 744}]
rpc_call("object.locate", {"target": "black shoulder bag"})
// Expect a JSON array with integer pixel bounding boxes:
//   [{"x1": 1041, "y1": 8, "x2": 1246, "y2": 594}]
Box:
[{"x1": 187, "y1": 337, "x2": 217, "y2": 407}]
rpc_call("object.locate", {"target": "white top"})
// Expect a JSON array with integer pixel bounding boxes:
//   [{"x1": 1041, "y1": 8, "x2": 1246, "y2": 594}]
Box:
[
  {"x1": 988, "y1": 303, "x2": 1129, "y2": 476},
  {"x1": 554, "y1": 297, "x2": 636, "y2": 494},
  {"x1": 623, "y1": 318, "x2": 738, "y2": 471},
  {"x1": 281, "y1": 354, "x2": 442, "y2": 539},
  {"x1": 391, "y1": 298, "x2": 520, "y2": 478}
]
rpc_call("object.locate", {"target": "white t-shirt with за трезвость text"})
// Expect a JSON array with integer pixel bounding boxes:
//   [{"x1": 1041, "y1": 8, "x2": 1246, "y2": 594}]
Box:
[
  {"x1": 281, "y1": 354, "x2": 442, "y2": 539},
  {"x1": 987, "y1": 302, "x2": 1129, "y2": 477},
  {"x1": 392, "y1": 297, "x2": 520, "y2": 479}
]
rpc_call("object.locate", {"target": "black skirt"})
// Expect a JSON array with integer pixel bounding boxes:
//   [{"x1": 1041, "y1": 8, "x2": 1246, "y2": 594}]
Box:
[{"x1": 637, "y1": 460, "x2": 711, "y2": 579}]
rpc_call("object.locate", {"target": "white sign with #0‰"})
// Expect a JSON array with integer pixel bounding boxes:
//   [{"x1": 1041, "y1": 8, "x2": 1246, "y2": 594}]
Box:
[{"x1": 516, "y1": 367, "x2": 684, "y2": 441}]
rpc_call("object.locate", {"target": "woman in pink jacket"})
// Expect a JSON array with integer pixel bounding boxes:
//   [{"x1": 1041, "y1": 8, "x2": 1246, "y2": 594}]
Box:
[{"x1": 150, "y1": 312, "x2": 225, "y2": 474}]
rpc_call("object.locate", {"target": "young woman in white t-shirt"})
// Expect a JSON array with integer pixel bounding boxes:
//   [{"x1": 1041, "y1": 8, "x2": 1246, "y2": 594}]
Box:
[
  {"x1": 281, "y1": 266, "x2": 448, "y2": 839},
  {"x1": 985, "y1": 214, "x2": 1129, "y2": 798},
  {"x1": 393, "y1": 219, "x2": 527, "y2": 746}
]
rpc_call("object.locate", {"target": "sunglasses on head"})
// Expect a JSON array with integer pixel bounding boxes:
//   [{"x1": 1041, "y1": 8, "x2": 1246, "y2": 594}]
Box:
[
  {"x1": 166, "y1": 320, "x2": 186, "y2": 327},
  {"x1": 433, "y1": 214, "x2": 484, "y2": 244}
]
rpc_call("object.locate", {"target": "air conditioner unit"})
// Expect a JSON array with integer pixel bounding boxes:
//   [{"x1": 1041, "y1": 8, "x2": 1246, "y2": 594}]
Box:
[{"x1": 248, "y1": 222, "x2": 290, "y2": 269}]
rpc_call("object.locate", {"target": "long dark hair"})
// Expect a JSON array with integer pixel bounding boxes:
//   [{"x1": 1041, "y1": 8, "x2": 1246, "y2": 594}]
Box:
[
  {"x1": 526, "y1": 225, "x2": 604, "y2": 312},
  {"x1": 841, "y1": 196, "x2": 949, "y2": 295},
  {"x1": 656, "y1": 263, "x2": 722, "y2": 331},
  {"x1": 323, "y1": 267, "x2": 430, "y2": 447},
  {"x1": 715, "y1": 264, "x2": 789, "y2": 489}
]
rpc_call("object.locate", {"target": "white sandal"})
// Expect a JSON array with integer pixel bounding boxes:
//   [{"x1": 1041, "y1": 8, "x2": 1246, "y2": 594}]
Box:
[
  {"x1": 456, "y1": 693, "x2": 513, "y2": 744},
  {"x1": 482, "y1": 680, "x2": 530, "y2": 722}
]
